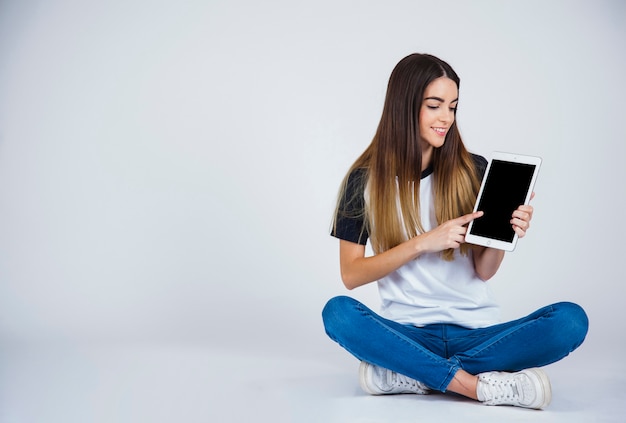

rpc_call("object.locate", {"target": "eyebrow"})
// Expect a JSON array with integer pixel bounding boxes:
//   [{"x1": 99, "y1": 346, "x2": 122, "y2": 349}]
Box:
[{"x1": 424, "y1": 96, "x2": 459, "y2": 103}]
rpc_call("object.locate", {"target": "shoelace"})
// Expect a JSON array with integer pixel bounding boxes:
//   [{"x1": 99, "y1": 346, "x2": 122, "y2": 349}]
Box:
[
  {"x1": 481, "y1": 376, "x2": 520, "y2": 401},
  {"x1": 390, "y1": 371, "x2": 423, "y2": 390}
]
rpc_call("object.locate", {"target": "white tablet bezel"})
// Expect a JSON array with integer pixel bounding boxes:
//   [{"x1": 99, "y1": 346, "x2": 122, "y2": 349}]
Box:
[{"x1": 465, "y1": 151, "x2": 542, "y2": 251}]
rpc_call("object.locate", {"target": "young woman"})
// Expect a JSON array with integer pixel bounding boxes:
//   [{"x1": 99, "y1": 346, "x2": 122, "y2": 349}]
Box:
[{"x1": 322, "y1": 53, "x2": 588, "y2": 409}]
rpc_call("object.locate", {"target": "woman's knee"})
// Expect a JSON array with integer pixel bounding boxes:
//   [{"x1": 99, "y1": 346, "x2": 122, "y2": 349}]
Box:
[
  {"x1": 322, "y1": 296, "x2": 357, "y2": 326},
  {"x1": 322, "y1": 296, "x2": 363, "y2": 340},
  {"x1": 552, "y1": 301, "x2": 589, "y2": 348}
]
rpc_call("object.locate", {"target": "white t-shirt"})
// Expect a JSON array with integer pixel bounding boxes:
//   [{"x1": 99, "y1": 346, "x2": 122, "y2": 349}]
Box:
[{"x1": 376, "y1": 173, "x2": 501, "y2": 329}]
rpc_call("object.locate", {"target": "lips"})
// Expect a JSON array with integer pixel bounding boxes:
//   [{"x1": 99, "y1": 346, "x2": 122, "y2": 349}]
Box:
[{"x1": 432, "y1": 127, "x2": 447, "y2": 136}]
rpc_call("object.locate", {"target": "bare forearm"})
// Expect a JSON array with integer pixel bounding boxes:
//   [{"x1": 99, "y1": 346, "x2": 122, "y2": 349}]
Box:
[
  {"x1": 472, "y1": 246, "x2": 505, "y2": 281},
  {"x1": 340, "y1": 239, "x2": 423, "y2": 290}
]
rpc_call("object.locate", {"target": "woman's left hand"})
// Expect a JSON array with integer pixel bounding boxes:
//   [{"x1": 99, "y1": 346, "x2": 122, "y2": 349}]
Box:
[{"x1": 511, "y1": 192, "x2": 535, "y2": 239}]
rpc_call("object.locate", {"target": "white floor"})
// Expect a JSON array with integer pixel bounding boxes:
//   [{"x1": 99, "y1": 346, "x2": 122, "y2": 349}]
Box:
[{"x1": 0, "y1": 340, "x2": 623, "y2": 423}]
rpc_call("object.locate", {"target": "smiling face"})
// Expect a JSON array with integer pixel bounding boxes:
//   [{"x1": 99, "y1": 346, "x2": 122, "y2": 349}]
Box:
[{"x1": 418, "y1": 76, "x2": 459, "y2": 164}]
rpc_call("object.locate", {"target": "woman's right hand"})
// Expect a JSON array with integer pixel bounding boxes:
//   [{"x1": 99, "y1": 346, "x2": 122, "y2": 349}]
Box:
[
  {"x1": 415, "y1": 211, "x2": 483, "y2": 254},
  {"x1": 339, "y1": 211, "x2": 484, "y2": 290}
]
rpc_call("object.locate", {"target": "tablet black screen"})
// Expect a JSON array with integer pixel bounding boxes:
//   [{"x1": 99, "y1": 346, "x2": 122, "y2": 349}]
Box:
[{"x1": 470, "y1": 160, "x2": 536, "y2": 242}]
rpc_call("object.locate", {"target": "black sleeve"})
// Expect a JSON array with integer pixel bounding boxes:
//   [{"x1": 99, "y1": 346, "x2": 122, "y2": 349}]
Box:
[
  {"x1": 471, "y1": 153, "x2": 488, "y2": 181},
  {"x1": 331, "y1": 168, "x2": 369, "y2": 245}
]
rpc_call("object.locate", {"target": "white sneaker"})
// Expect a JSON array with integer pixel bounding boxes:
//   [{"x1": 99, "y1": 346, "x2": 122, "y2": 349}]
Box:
[
  {"x1": 359, "y1": 361, "x2": 430, "y2": 395},
  {"x1": 476, "y1": 368, "x2": 552, "y2": 409}
]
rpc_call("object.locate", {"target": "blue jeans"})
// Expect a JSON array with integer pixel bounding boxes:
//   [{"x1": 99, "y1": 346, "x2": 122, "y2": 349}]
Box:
[{"x1": 322, "y1": 296, "x2": 588, "y2": 392}]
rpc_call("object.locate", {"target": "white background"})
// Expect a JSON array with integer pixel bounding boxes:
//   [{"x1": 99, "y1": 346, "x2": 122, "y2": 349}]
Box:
[{"x1": 1, "y1": 0, "x2": 625, "y2": 358}]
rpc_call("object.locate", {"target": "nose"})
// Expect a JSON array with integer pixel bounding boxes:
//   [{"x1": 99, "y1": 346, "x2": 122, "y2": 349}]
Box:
[{"x1": 439, "y1": 108, "x2": 454, "y2": 123}]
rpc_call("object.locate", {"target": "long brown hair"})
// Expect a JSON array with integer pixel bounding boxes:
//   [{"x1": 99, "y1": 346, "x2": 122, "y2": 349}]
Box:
[{"x1": 334, "y1": 53, "x2": 481, "y2": 260}]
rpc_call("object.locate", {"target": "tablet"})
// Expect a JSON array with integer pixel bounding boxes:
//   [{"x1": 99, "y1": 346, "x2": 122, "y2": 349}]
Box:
[{"x1": 465, "y1": 151, "x2": 541, "y2": 251}]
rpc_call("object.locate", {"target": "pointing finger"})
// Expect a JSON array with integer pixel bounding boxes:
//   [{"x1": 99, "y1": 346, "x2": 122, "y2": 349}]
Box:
[{"x1": 458, "y1": 211, "x2": 483, "y2": 225}]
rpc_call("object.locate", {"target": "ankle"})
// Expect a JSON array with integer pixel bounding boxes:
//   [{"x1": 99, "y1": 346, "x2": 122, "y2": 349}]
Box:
[{"x1": 447, "y1": 371, "x2": 479, "y2": 400}]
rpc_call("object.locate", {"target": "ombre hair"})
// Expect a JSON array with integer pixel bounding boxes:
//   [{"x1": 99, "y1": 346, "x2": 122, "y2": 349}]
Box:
[{"x1": 334, "y1": 53, "x2": 481, "y2": 260}]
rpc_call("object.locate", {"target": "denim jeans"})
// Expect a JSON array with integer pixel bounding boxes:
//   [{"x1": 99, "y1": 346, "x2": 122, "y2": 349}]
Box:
[{"x1": 322, "y1": 296, "x2": 588, "y2": 392}]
